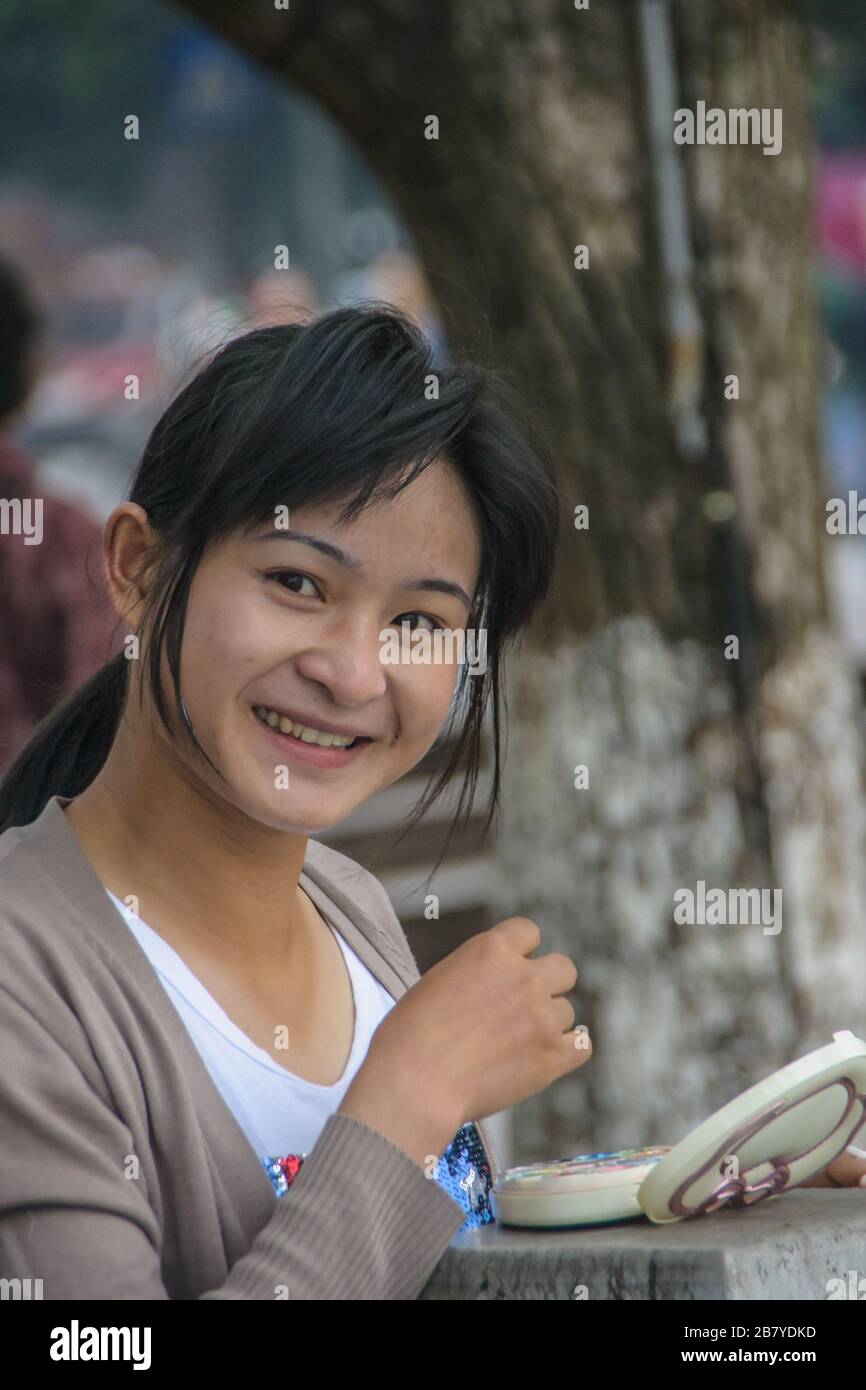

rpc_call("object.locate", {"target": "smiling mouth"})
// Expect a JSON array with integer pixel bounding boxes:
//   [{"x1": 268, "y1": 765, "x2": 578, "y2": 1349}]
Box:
[{"x1": 252, "y1": 704, "x2": 372, "y2": 750}]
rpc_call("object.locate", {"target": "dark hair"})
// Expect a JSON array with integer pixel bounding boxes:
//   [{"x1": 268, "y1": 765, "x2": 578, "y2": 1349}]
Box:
[
  {"x1": 0, "y1": 302, "x2": 559, "y2": 866},
  {"x1": 0, "y1": 254, "x2": 42, "y2": 422}
]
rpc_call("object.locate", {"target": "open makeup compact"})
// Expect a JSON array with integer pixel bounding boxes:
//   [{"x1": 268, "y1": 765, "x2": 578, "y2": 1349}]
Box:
[{"x1": 492, "y1": 1030, "x2": 866, "y2": 1227}]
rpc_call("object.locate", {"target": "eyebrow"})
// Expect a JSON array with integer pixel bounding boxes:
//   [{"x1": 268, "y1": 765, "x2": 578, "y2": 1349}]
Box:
[{"x1": 252, "y1": 528, "x2": 473, "y2": 612}]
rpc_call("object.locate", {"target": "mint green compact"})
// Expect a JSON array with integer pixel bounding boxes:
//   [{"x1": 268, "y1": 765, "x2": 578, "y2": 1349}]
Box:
[{"x1": 493, "y1": 1031, "x2": 866, "y2": 1228}]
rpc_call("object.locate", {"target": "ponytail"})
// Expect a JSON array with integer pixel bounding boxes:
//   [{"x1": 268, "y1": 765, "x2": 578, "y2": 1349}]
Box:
[{"x1": 0, "y1": 654, "x2": 128, "y2": 834}]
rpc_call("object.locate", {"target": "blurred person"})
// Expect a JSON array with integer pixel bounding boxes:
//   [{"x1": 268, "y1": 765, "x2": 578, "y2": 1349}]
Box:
[
  {"x1": 366, "y1": 249, "x2": 432, "y2": 323},
  {"x1": 366, "y1": 248, "x2": 448, "y2": 362},
  {"x1": 157, "y1": 287, "x2": 247, "y2": 392},
  {"x1": 0, "y1": 255, "x2": 120, "y2": 772},
  {"x1": 245, "y1": 266, "x2": 321, "y2": 327}
]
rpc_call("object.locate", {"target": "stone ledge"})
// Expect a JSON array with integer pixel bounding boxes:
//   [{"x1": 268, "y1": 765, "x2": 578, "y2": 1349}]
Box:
[{"x1": 419, "y1": 1191, "x2": 866, "y2": 1300}]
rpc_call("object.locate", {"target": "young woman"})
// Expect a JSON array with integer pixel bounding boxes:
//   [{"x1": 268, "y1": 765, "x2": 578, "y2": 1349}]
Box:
[
  {"x1": 0, "y1": 303, "x2": 591, "y2": 1301},
  {"x1": 1, "y1": 303, "x2": 861, "y2": 1304}
]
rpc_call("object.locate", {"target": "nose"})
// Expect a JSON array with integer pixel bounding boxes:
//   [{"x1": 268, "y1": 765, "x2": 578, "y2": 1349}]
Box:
[{"x1": 293, "y1": 613, "x2": 389, "y2": 709}]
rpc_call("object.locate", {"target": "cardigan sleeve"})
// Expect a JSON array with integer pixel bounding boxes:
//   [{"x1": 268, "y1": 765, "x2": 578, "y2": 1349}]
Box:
[{"x1": 0, "y1": 983, "x2": 466, "y2": 1301}]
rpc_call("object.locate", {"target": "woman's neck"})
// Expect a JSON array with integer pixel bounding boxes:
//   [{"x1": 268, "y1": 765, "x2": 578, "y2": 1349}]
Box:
[{"x1": 63, "y1": 730, "x2": 311, "y2": 962}]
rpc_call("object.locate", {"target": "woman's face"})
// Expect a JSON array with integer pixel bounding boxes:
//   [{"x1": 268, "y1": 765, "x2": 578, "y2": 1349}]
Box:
[{"x1": 160, "y1": 460, "x2": 482, "y2": 833}]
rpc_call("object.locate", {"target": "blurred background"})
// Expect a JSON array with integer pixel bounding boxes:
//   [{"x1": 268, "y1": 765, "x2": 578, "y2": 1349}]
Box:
[
  {"x1": 2, "y1": 0, "x2": 866, "y2": 1170},
  {"x1": 0, "y1": 2, "x2": 452, "y2": 517}
]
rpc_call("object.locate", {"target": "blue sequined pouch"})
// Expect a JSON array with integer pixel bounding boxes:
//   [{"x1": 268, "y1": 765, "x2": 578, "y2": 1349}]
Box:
[{"x1": 262, "y1": 1119, "x2": 495, "y2": 1232}]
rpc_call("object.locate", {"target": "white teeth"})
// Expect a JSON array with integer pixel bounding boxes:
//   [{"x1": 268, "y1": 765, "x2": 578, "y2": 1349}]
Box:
[{"x1": 254, "y1": 706, "x2": 356, "y2": 748}]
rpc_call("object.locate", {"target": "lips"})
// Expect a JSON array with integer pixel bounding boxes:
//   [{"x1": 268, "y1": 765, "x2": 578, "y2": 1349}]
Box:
[
  {"x1": 251, "y1": 705, "x2": 373, "y2": 769},
  {"x1": 252, "y1": 703, "x2": 372, "y2": 745}
]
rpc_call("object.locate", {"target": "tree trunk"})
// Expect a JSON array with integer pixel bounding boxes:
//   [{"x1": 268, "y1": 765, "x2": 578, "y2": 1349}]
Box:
[{"x1": 172, "y1": 0, "x2": 866, "y2": 1157}]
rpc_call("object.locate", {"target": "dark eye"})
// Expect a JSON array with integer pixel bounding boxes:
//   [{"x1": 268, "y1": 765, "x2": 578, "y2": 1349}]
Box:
[
  {"x1": 396, "y1": 613, "x2": 443, "y2": 633},
  {"x1": 268, "y1": 570, "x2": 321, "y2": 598}
]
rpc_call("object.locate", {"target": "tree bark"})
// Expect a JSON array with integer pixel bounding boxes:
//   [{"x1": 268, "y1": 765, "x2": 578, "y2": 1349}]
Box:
[{"x1": 171, "y1": 0, "x2": 866, "y2": 1156}]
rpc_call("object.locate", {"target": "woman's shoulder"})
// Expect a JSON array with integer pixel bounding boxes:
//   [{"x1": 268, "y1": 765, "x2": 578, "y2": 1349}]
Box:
[
  {"x1": 0, "y1": 800, "x2": 72, "y2": 916},
  {"x1": 0, "y1": 813, "x2": 113, "y2": 1079},
  {"x1": 0, "y1": 813, "x2": 49, "y2": 917},
  {"x1": 0, "y1": 801, "x2": 120, "y2": 992},
  {"x1": 0, "y1": 815, "x2": 77, "y2": 967}
]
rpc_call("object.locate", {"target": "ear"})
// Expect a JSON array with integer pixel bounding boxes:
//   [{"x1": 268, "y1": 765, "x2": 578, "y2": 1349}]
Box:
[{"x1": 103, "y1": 504, "x2": 160, "y2": 628}]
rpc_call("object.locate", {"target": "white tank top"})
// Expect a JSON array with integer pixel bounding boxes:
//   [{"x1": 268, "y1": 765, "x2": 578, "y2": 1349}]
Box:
[
  {"x1": 104, "y1": 890, "x2": 497, "y2": 1230},
  {"x1": 105, "y1": 889, "x2": 397, "y2": 1160}
]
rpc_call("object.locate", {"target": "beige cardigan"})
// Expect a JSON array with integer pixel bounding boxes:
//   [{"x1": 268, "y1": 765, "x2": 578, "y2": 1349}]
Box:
[{"x1": 0, "y1": 795, "x2": 499, "y2": 1300}]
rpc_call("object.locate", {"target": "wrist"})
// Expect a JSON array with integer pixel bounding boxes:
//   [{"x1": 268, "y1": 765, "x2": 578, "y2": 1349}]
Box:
[{"x1": 339, "y1": 1052, "x2": 461, "y2": 1170}]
